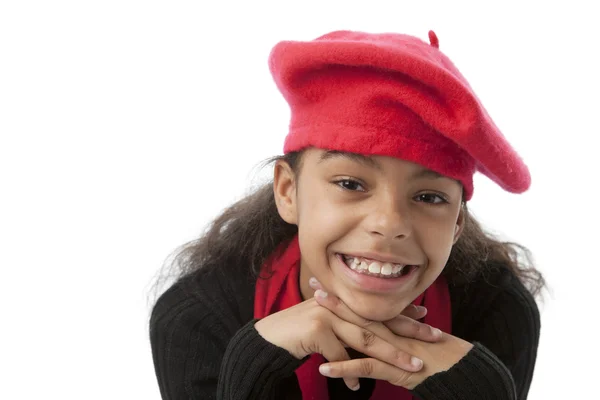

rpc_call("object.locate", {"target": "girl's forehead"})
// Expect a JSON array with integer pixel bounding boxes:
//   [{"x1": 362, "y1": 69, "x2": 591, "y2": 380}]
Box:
[{"x1": 305, "y1": 148, "x2": 447, "y2": 179}]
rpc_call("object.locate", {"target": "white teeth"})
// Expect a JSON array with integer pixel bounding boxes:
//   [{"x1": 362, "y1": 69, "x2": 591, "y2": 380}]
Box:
[
  {"x1": 358, "y1": 261, "x2": 368, "y2": 271},
  {"x1": 368, "y1": 262, "x2": 381, "y2": 274},
  {"x1": 346, "y1": 257, "x2": 359, "y2": 270},
  {"x1": 343, "y1": 254, "x2": 413, "y2": 278},
  {"x1": 381, "y1": 263, "x2": 393, "y2": 275}
]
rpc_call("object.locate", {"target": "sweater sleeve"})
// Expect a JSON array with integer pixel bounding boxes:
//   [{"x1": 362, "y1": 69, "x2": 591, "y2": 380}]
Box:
[
  {"x1": 412, "y1": 269, "x2": 541, "y2": 400},
  {"x1": 149, "y1": 280, "x2": 306, "y2": 400}
]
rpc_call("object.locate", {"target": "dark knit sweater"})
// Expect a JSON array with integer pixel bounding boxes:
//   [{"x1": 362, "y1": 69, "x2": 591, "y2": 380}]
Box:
[{"x1": 149, "y1": 261, "x2": 540, "y2": 400}]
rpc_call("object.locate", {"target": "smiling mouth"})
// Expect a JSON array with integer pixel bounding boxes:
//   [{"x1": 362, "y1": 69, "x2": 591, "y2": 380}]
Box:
[{"x1": 338, "y1": 253, "x2": 418, "y2": 279}]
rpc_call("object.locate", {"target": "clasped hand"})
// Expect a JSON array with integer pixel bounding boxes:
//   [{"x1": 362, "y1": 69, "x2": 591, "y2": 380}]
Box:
[
  {"x1": 255, "y1": 277, "x2": 473, "y2": 392},
  {"x1": 309, "y1": 277, "x2": 473, "y2": 391}
]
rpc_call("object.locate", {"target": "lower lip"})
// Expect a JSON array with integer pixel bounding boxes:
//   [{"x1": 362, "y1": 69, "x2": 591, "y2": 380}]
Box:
[{"x1": 335, "y1": 254, "x2": 418, "y2": 293}]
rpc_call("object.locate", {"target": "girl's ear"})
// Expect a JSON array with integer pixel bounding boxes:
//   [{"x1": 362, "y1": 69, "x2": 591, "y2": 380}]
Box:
[
  {"x1": 273, "y1": 160, "x2": 298, "y2": 225},
  {"x1": 453, "y1": 204, "x2": 466, "y2": 244}
]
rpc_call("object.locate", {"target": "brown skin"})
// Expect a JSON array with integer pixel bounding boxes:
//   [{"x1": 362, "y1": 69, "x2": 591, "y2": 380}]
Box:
[
  {"x1": 253, "y1": 290, "x2": 441, "y2": 391},
  {"x1": 270, "y1": 147, "x2": 473, "y2": 389},
  {"x1": 273, "y1": 148, "x2": 465, "y2": 321},
  {"x1": 310, "y1": 277, "x2": 473, "y2": 390}
]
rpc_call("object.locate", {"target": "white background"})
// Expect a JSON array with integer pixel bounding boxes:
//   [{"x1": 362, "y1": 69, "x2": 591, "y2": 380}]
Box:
[{"x1": 1, "y1": 1, "x2": 598, "y2": 399}]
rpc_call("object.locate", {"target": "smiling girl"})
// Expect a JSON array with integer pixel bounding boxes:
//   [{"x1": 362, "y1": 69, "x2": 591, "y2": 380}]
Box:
[{"x1": 150, "y1": 30, "x2": 544, "y2": 400}]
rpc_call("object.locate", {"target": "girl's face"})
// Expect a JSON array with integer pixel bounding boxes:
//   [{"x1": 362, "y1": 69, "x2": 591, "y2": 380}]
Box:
[{"x1": 274, "y1": 148, "x2": 465, "y2": 321}]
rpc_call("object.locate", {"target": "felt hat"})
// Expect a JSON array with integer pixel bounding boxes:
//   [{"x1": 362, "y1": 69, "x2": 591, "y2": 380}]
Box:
[{"x1": 268, "y1": 30, "x2": 530, "y2": 200}]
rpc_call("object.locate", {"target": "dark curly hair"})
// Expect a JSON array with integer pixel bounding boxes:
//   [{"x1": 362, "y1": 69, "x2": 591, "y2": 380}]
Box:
[{"x1": 153, "y1": 151, "x2": 545, "y2": 302}]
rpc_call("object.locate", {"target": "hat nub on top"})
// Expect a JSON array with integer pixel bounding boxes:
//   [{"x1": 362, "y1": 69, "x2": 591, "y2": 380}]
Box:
[{"x1": 268, "y1": 30, "x2": 531, "y2": 200}]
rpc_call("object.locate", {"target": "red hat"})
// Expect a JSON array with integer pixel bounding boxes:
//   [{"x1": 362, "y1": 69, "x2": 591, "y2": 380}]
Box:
[{"x1": 268, "y1": 30, "x2": 530, "y2": 200}]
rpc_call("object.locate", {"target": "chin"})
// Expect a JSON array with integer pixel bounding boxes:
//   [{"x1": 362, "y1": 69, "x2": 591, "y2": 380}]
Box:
[{"x1": 344, "y1": 296, "x2": 411, "y2": 322}]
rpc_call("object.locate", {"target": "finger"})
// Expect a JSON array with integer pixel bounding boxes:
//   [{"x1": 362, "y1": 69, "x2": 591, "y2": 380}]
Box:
[
  {"x1": 314, "y1": 289, "x2": 374, "y2": 329},
  {"x1": 319, "y1": 357, "x2": 417, "y2": 390},
  {"x1": 311, "y1": 282, "x2": 426, "y2": 321},
  {"x1": 384, "y1": 315, "x2": 443, "y2": 342},
  {"x1": 331, "y1": 317, "x2": 424, "y2": 373},
  {"x1": 314, "y1": 290, "x2": 440, "y2": 347},
  {"x1": 314, "y1": 289, "x2": 399, "y2": 345},
  {"x1": 315, "y1": 330, "x2": 360, "y2": 391},
  {"x1": 399, "y1": 304, "x2": 427, "y2": 320},
  {"x1": 309, "y1": 277, "x2": 323, "y2": 291}
]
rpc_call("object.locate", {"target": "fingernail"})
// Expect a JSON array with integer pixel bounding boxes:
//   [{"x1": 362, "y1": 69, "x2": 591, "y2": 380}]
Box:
[
  {"x1": 350, "y1": 382, "x2": 360, "y2": 391},
  {"x1": 309, "y1": 277, "x2": 319, "y2": 288},
  {"x1": 411, "y1": 356, "x2": 423, "y2": 368},
  {"x1": 433, "y1": 328, "x2": 442, "y2": 337},
  {"x1": 319, "y1": 364, "x2": 331, "y2": 376},
  {"x1": 315, "y1": 289, "x2": 328, "y2": 298},
  {"x1": 416, "y1": 305, "x2": 427, "y2": 313}
]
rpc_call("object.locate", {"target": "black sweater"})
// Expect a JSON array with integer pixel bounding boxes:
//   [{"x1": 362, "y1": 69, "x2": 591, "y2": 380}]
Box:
[{"x1": 149, "y1": 261, "x2": 540, "y2": 399}]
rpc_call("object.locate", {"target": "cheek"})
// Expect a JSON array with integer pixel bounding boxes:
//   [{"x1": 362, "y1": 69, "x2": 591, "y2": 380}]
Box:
[
  {"x1": 297, "y1": 192, "x2": 359, "y2": 277},
  {"x1": 298, "y1": 189, "x2": 357, "y2": 239},
  {"x1": 418, "y1": 222, "x2": 456, "y2": 269}
]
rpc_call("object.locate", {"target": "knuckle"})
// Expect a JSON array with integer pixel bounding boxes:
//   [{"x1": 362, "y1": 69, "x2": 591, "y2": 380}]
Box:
[
  {"x1": 329, "y1": 295, "x2": 340, "y2": 306},
  {"x1": 307, "y1": 318, "x2": 327, "y2": 334},
  {"x1": 299, "y1": 342, "x2": 314, "y2": 357},
  {"x1": 359, "y1": 358, "x2": 374, "y2": 376},
  {"x1": 427, "y1": 325, "x2": 436, "y2": 337},
  {"x1": 411, "y1": 321, "x2": 425, "y2": 337},
  {"x1": 360, "y1": 329, "x2": 377, "y2": 348},
  {"x1": 407, "y1": 304, "x2": 419, "y2": 316},
  {"x1": 361, "y1": 318, "x2": 375, "y2": 328},
  {"x1": 429, "y1": 325, "x2": 440, "y2": 337},
  {"x1": 393, "y1": 349, "x2": 412, "y2": 365}
]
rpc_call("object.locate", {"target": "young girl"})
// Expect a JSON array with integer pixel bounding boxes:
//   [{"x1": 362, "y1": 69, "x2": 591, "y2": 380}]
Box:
[{"x1": 150, "y1": 29, "x2": 544, "y2": 400}]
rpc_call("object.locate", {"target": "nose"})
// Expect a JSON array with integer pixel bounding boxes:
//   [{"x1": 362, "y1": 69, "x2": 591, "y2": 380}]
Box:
[{"x1": 364, "y1": 196, "x2": 412, "y2": 240}]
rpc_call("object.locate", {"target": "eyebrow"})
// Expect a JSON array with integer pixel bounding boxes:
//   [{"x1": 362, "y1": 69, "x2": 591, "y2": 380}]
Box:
[
  {"x1": 318, "y1": 150, "x2": 445, "y2": 180},
  {"x1": 409, "y1": 168, "x2": 445, "y2": 180},
  {"x1": 318, "y1": 150, "x2": 382, "y2": 170}
]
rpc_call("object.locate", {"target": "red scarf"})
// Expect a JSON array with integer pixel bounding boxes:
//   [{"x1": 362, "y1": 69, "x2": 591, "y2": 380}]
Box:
[{"x1": 254, "y1": 236, "x2": 451, "y2": 399}]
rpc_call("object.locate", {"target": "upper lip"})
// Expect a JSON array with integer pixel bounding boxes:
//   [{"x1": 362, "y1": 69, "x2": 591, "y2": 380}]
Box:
[{"x1": 339, "y1": 252, "x2": 420, "y2": 266}]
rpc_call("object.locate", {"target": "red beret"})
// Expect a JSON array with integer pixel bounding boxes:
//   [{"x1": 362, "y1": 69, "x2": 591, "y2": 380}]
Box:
[{"x1": 268, "y1": 30, "x2": 530, "y2": 200}]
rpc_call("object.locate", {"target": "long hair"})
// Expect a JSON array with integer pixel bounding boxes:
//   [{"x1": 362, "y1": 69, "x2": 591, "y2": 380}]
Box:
[{"x1": 153, "y1": 152, "x2": 545, "y2": 301}]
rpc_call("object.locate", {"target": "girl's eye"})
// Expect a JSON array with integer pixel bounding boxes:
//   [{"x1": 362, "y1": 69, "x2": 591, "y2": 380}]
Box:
[
  {"x1": 415, "y1": 193, "x2": 448, "y2": 204},
  {"x1": 335, "y1": 179, "x2": 365, "y2": 192}
]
